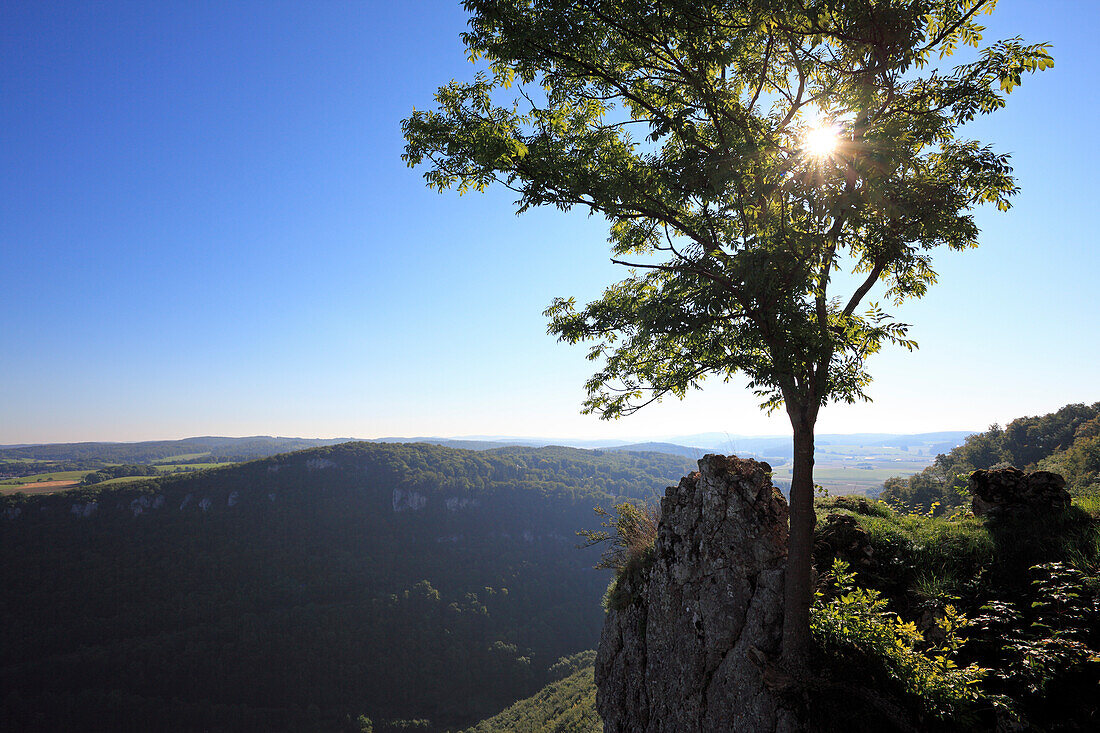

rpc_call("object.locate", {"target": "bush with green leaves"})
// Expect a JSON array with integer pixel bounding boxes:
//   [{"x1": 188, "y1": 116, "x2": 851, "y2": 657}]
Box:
[
  {"x1": 811, "y1": 559, "x2": 988, "y2": 723},
  {"x1": 577, "y1": 502, "x2": 660, "y2": 572},
  {"x1": 969, "y1": 562, "x2": 1099, "y2": 724}
]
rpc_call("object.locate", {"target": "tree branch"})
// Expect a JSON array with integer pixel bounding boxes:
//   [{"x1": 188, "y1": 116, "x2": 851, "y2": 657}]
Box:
[{"x1": 843, "y1": 260, "x2": 888, "y2": 317}]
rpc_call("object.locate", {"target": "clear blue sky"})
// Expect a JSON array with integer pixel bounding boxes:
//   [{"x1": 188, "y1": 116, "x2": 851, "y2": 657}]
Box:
[{"x1": 2, "y1": 1, "x2": 1096, "y2": 444}]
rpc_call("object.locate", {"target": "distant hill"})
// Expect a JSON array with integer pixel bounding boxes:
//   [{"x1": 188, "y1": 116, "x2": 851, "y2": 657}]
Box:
[
  {"x1": 367, "y1": 437, "x2": 518, "y2": 450},
  {"x1": 664, "y1": 431, "x2": 973, "y2": 459},
  {"x1": 382, "y1": 431, "x2": 975, "y2": 460},
  {"x1": 0, "y1": 431, "x2": 975, "y2": 466},
  {"x1": 0, "y1": 442, "x2": 693, "y2": 732},
  {"x1": 0, "y1": 436, "x2": 357, "y2": 464},
  {"x1": 605, "y1": 442, "x2": 707, "y2": 460}
]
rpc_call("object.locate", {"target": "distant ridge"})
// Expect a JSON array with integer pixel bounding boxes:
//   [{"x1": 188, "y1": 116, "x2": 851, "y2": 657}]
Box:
[
  {"x1": 367, "y1": 437, "x2": 519, "y2": 451},
  {"x1": 1, "y1": 431, "x2": 974, "y2": 464},
  {"x1": 0, "y1": 436, "x2": 356, "y2": 463},
  {"x1": 605, "y1": 442, "x2": 707, "y2": 460}
]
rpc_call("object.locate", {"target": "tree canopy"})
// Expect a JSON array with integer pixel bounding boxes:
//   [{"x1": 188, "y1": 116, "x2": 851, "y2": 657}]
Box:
[
  {"x1": 404, "y1": 0, "x2": 1049, "y2": 420},
  {"x1": 403, "y1": 0, "x2": 1050, "y2": 667},
  {"x1": 881, "y1": 402, "x2": 1100, "y2": 513}
]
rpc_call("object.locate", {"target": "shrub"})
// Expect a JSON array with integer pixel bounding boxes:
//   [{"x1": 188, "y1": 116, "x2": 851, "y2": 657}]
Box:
[
  {"x1": 579, "y1": 502, "x2": 660, "y2": 610},
  {"x1": 812, "y1": 559, "x2": 989, "y2": 724},
  {"x1": 578, "y1": 502, "x2": 660, "y2": 573},
  {"x1": 971, "y1": 562, "x2": 1099, "y2": 698},
  {"x1": 823, "y1": 495, "x2": 894, "y2": 519}
]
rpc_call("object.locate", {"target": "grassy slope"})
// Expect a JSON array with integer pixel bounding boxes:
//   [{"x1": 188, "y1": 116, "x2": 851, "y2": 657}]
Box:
[
  {"x1": 95, "y1": 463, "x2": 238, "y2": 486},
  {"x1": 464, "y1": 663, "x2": 600, "y2": 733},
  {"x1": 816, "y1": 494, "x2": 1099, "y2": 609}
]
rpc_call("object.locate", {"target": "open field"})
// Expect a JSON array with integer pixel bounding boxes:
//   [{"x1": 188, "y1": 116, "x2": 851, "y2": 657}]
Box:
[
  {"x1": 97, "y1": 463, "x2": 237, "y2": 486},
  {"x1": 0, "y1": 462, "x2": 238, "y2": 494},
  {"x1": 818, "y1": 442, "x2": 937, "y2": 453},
  {"x1": 153, "y1": 462, "x2": 236, "y2": 472},
  {"x1": 0, "y1": 470, "x2": 92, "y2": 486},
  {"x1": 96, "y1": 475, "x2": 160, "y2": 486},
  {"x1": 769, "y1": 447, "x2": 937, "y2": 495},
  {"x1": 0, "y1": 480, "x2": 80, "y2": 495},
  {"x1": 151, "y1": 452, "x2": 212, "y2": 464}
]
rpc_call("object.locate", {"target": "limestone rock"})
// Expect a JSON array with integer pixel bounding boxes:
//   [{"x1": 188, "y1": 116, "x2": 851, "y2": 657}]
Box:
[
  {"x1": 969, "y1": 467, "x2": 1070, "y2": 517},
  {"x1": 595, "y1": 454, "x2": 798, "y2": 732},
  {"x1": 392, "y1": 488, "x2": 428, "y2": 513}
]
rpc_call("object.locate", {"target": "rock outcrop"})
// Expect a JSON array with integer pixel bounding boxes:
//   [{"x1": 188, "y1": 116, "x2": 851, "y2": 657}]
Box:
[
  {"x1": 814, "y1": 512, "x2": 875, "y2": 569},
  {"x1": 595, "y1": 455, "x2": 798, "y2": 732},
  {"x1": 969, "y1": 467, "x2": 1070, "y2": 517}
]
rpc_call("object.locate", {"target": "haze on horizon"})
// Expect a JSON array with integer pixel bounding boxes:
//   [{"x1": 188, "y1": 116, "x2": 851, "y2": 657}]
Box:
[{"x1": 2, "y1": 1, "x2": 1096, "y2": 445}]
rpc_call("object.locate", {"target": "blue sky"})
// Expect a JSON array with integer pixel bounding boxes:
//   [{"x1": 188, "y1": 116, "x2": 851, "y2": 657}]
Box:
[{"x1": 1, "y1": 1, "x2": 1096, "y2": 444}]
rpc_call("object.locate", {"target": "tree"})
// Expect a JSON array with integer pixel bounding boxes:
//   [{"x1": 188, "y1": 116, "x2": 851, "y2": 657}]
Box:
[{"x1": 403, "y1": 0, "x2": 1050, "y2": 670}]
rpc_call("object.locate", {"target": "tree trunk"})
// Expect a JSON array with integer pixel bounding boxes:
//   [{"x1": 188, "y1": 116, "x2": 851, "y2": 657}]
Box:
[{"x1": 782, "y1": 408, "x2": 817, "y2": 673}]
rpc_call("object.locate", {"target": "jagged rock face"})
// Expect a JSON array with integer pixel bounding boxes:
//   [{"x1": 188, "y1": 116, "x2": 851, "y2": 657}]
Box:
[
  {"x1": 596, "y1": 455, "x2": 797, "y2": 733},
  {"x1": 969, "y1": 467, "x2": 1069, "y2": 517}
]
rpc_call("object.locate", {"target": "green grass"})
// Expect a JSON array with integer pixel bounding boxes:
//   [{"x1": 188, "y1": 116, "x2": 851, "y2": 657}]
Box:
[
  {"x1": 815, "y1": 496, "x2": 994, "y2": 606},
  {"x1": 0, "y1": 481, "x2": 81, "y2": 496},
  {"x1": 96, "y1": 475, "x2": 161, "y2": 486},
  {"x1": 151, "y1": 452, "x2": 212, "y2": 464},
  {"x1": 464, "y1": 661, "x2": 600, "y2": 733},
  {"x1": 90, "y1": 463, "x2": 236, "y2": 486},
  {"x1": 816, "y1": 495, "x2": 1100, "y2": 609},
  {"x1": 0, "y1": 462, "x2": 236, "y2": 493},
  {"x1": 1073, "y1": 490, "x2": 1100, "y2": 517},
  {"x1": 860, "y1": 512, "x2": 991, "y2": 589}
]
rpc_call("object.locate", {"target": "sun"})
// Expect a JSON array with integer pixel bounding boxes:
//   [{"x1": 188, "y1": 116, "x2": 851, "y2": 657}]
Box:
[{"x1": 802, "y1": 121, "x2": 841, "y2": 158}]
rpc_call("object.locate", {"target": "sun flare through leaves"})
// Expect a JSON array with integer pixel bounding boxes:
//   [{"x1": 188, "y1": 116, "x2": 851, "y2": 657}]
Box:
[{"x1": 802, "y1": 119, "x2": 842, "y2": 159}]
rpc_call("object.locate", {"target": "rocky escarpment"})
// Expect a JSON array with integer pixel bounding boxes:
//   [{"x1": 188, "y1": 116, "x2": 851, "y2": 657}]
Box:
[{"x1": 595, "y1": 455, "x2": 798, "y2": 732}]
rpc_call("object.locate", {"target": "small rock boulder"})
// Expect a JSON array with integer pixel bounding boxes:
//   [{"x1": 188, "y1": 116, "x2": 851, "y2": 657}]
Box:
[{"x1": 969, "y1": 467, "x2": 1070, "y2": 517}]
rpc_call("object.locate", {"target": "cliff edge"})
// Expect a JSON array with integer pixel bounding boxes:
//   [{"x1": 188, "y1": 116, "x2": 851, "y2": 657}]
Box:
[{"x1": 595, "y1": 454, "x2": 798, "y2": 732}]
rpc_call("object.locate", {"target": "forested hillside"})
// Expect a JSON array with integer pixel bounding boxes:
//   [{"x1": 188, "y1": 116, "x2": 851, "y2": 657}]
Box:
[
  {"x1": 880, "y1": 402, "x2": 1100, "y2": 512},
  {"x1": 0, "y1": 442, "x2": 692, "y2": 732},
  {"x1": 464, "y1": 651, "x2": 599, "y2": 733}
]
